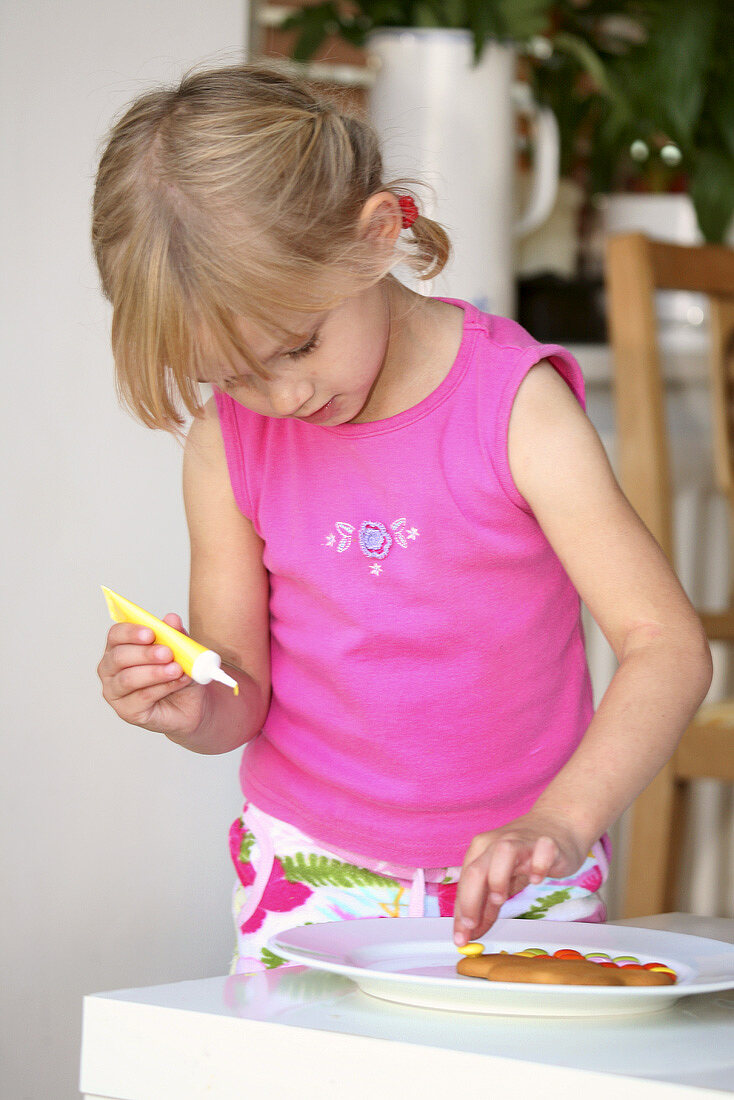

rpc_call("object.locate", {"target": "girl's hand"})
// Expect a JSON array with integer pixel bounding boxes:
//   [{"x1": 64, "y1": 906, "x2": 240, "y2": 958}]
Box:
[
  {"x1": 453, "y1": 813, "x2": 587, "y2": 946},
  {"x1": 98, "y1": 614, "x2": 209, "y2": 738}
]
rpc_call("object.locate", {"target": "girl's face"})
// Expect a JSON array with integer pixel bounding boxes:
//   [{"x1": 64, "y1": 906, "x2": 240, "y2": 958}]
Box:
[{"x1": 209, "y1": 282, "x2": 392, "y2": 426}]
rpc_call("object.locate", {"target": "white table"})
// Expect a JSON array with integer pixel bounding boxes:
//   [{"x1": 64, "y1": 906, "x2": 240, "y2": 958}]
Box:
[{"x1": 80, "y1": 914, "x2": 734, "y2": 1099}]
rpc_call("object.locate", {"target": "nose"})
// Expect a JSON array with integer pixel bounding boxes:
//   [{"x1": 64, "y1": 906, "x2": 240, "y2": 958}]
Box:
[{"x1": 268, "y1": 378, "x2": 314, "y2": 417}]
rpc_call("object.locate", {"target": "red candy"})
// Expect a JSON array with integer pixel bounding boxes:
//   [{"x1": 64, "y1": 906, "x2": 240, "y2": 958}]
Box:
[{"x1": 506, "y1": 948, "x2": 677, "y2": 981}]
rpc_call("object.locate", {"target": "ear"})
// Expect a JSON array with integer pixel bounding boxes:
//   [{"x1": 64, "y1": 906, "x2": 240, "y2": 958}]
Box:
[{"x1": 357, "y1": 191, "x2": 403, "y2": 243}]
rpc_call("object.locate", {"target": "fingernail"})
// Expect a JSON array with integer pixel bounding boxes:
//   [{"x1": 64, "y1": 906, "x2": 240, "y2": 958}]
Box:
[
  {"x1": 490, "y1": 892, "x2": 505, "y2": 905},
  {"x1": 454, "y1": 932, "x2": 466, "y2": 946}
]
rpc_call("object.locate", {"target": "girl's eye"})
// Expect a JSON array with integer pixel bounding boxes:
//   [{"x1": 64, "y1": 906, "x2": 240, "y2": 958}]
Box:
[
  {"x1": 286, "y1": 332, "x2": 320, "y2": 360},
  {"x1": 222, "y1": 375, "x2": 253, "y2": 391}
]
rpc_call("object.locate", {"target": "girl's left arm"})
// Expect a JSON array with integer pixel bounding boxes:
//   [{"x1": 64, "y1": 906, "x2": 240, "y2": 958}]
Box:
[{"x1": 454, "y1": 360, "x2": 713, "y2": 945}]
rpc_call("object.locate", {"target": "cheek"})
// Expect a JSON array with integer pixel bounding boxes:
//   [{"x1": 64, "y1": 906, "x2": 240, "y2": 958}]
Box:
[
  {"x1": 350, "y1": 355, "x2": 382, "y2": 393},
  {"x1": 353, "y1": 330, "x2": 389, "y2": 385}
]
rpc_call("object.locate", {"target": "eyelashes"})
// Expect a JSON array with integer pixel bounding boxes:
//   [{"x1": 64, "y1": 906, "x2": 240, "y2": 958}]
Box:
[
  {"x1": 221, "y1": 328, "x2": 322, "y2": 389},
  {"x1": 221, "y1": 374, "x2": 254, "y2": 392},
  {"x1": 285, "y1": 331, "x2": 320, "y2": 360}
]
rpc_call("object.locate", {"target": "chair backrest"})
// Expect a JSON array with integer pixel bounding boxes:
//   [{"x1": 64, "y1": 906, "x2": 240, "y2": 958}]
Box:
[
  {"x1": 605, "y1": 233, "x2": 734, "y2": 570},
  {"x1": 607, "y1": 231, "x2": 734, "y2": 558},
  {"x1": 606, "y1": 234, "x2": 734, "y2": 917}
]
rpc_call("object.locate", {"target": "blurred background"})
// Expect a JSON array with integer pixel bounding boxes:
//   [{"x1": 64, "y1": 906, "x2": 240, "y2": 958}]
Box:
[{"x1": 2, "y1": 2, "x2": 733, "y2": 1096}]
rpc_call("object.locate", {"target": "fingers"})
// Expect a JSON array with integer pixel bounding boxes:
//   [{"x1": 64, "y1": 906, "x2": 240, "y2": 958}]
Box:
[
  {"x1": 453, "y1": 834, "x2": 562, "y2": 946},
  {"x1": 529, "y1": 834, "x2": 560, "y2": 883},
  {"x1": 98, "y1": 620, "x2": 191, "y2": 720},
  {"x1": 107, "y1": 654, "x2": 188, "y2": 701},
  {"x1": 454, "y1": 839, "x2": 516, "y2": 946},
  {"x1": 161, "y1": 612, "x2": 187, "y2": 634},
  {"x1": 106, "y1": 621, "x2": 156, "y2": 647}
]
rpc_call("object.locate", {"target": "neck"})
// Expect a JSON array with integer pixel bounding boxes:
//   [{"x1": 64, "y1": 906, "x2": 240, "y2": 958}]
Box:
[{"x1": 353, "y1": 279, "x2": 435, "y2": 422}]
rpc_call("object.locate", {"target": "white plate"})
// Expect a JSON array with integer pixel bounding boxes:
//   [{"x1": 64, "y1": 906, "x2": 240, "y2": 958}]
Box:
[{"x1": 269, "y1": 917, "x2": 734, "y2": 1017}]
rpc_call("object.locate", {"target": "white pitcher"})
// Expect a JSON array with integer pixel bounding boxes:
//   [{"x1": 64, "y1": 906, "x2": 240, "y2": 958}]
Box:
[{"x1": 367, "y1": 29, "x2": 559, "y2": 318}]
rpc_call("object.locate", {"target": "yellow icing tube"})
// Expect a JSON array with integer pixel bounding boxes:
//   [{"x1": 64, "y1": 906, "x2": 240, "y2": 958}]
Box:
[{"x1": 101, "y1": 586, "x2": 239, "y2": 694}]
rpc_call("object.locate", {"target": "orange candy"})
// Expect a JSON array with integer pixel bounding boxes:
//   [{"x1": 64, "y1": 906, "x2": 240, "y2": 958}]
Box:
[{"x1": 495, "y1": 947, "x2": 678, "y2": 981}]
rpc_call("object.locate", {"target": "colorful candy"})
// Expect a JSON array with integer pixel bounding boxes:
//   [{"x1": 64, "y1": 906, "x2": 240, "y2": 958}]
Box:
[{"x1": 455, "y1": 944, "x2": 676, "y2": 980}]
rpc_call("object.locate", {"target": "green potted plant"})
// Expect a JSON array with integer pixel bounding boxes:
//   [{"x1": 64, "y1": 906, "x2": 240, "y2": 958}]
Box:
[
  {"x1": 282, "y1": 0, "x2": 557, "y2": 63},
  {"x1": 283, "y1": 0, "x2": 734, "y2": 244},
  {"x1": 529, "y1": 0, "x2": 734, "y2": 246},
  {"x1": 280, "y1": 0, "x2": 617, "y2": 315}
]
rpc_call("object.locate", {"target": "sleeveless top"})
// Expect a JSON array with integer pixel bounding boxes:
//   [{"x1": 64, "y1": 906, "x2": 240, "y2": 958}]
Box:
[{"x1": 214, "y1": 300, "x2": 594, "y2": 865}]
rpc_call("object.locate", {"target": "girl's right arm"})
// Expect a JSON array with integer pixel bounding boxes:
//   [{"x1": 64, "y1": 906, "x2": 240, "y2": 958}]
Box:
[{"x1": 98, "y1": 398, "x2": 271, "y2": 754}]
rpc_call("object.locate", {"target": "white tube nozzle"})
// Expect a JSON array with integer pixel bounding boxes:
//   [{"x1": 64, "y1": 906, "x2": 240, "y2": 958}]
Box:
[{"x1": 191, "y1": 649, "x2": 239, "y2": 691}]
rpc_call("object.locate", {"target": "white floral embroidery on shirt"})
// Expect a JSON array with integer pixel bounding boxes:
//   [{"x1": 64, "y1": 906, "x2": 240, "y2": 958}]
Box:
[
  {"x1": 335, "y1": 522, "x2": 354, "y2": 552},
  {"x1": 323, "y1": 517, "x2": 419, "y2": 575}
]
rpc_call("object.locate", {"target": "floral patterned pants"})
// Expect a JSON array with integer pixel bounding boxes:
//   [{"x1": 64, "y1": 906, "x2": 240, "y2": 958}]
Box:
[{"x1": 230, "y1": 801, "x2": 610, "y2": 974}]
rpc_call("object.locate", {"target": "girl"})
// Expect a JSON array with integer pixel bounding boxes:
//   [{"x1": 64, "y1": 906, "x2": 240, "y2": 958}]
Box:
[{"x1": 95, "y1": 64, "x2": 711, "y2": 974}]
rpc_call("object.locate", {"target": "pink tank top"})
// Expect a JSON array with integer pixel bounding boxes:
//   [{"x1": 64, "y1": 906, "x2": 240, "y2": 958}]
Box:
[{"x1": 214, "y1": 300, "x2": 593, "y2": 866}]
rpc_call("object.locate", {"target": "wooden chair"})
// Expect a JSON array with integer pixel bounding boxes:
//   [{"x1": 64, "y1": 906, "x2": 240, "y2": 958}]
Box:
[{"x1": 605, "y1": 231, "x2": 734, "y2": 917}]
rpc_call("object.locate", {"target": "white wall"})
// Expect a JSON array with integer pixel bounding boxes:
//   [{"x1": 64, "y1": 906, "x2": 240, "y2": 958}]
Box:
[{"x1": 1, "y1": 4, "x2": 247, "y2": 1097}]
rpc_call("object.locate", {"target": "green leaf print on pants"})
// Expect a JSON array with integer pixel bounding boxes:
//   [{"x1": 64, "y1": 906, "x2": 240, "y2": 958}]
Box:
[{"x1": 280, "y1": 852, "x2": 399, "y2": 890}]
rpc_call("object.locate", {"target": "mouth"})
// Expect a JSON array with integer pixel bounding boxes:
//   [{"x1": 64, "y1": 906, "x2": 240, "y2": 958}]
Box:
[{"x1": 299, "y1": 398, "x2": 335, "y2": 424}]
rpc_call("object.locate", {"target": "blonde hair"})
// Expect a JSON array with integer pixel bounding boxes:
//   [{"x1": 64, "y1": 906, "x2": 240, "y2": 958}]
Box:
[{"x1": 92, "y1": 63, "x2": 451, "y2": 431}]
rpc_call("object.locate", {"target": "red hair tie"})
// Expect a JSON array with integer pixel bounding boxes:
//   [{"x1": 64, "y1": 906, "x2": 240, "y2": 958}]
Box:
[{"x1": 398, "y1": 196, "x2": 419, "y2": 229}]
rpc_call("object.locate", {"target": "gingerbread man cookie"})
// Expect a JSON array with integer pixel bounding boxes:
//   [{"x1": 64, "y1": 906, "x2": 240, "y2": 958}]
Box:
[{"x1": 456, "y1": 945, "x2": 676, "y2": 987}]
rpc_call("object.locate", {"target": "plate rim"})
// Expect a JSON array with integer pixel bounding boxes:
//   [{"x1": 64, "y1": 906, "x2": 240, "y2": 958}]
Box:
[{"x1": 269, "y1": 916, "x2": 734, "y2": 1000}]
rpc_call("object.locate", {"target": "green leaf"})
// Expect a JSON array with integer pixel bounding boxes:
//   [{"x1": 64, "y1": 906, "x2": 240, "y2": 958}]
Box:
[
  {"x1": 260, "y1": 945, "x2": 287, "y2": 969},
  {"x1": 494, "y1": 0, "x2": 552, "y2": 42},
  {"x1": 690, "y1": 149, "x2": 734, "y2": 243},
  {"x1": 442, "y1": 0, "x2": 469, "y2": 28},
  {"x1": 411, "y1": 2, "x2": 442, "y2": 28},
  {"x1": 551, "y1": 31, "x2": 615, "y2": 98},
  {"x1": 707, "y1": 30, "x2": 734, "y2": 161},
  {"x1": 238, "y1": 830, "x2": 255, "y2": 864},
  {"x1": 281, "y1": 852, "x2": 399, "y2": 889},
  {"x1": 467, "y1": 1, "x2": 504, "y2": 60},
  {"x1": 360, "y1": 1, "x2": 411, "y2": 27},
  {"x1": 516, "y1": 888, "x2": 571, "y2": 919},
  {"x1": 624, "y1": 0, "x2": 717, "y2": 145},
  {"x1": 281, "y1": 2, "x2": 346, "y2": 62}
]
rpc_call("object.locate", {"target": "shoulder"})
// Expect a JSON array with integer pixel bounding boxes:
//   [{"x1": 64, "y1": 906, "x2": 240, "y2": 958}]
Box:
[
  {"x1": 469, "y1": 314, "x2": 584, "y2": 411},
  {"x1": 508, "y1": 360, "x2": 613, "y2": 510},
  {"x1": 183, "y1": 396, "x2": 230, "y2": 494},
  {"x1": 512, "y1": 359, "x2": 584, "y2": 419}
]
